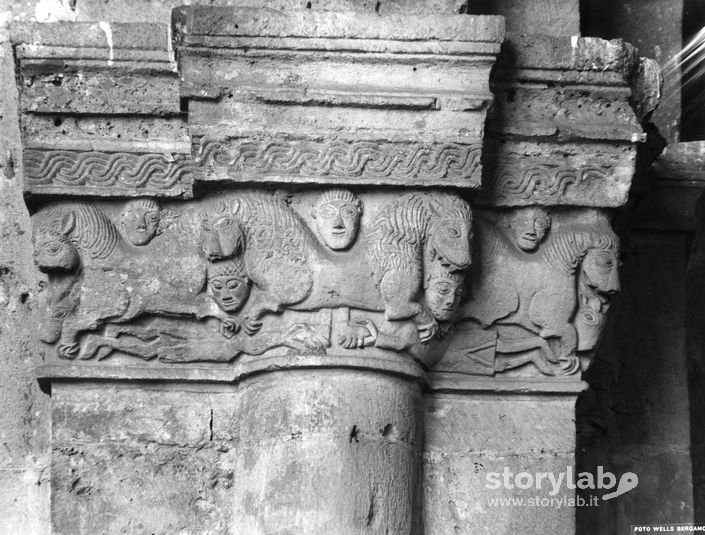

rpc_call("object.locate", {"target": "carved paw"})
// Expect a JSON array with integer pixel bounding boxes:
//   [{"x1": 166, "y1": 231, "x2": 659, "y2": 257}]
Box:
[
  {"x1": 556, "y1": 356, "x2": 581, "y2": 376},
  {"x1": 416, "y1": 318, "x2": 438, "y2": 344},
  {"x1": 58, "y1": 342, "x2": 80, "y2": 360},
  {"x1": 242, "y1": 317, "x2": 263, "y2": 336},
  {"x1": 219, "y1": 318, "x2": 240, "y2": 339}
]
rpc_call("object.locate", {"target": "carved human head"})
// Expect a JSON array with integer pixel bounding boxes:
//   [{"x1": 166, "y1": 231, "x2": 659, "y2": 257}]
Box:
[
  {"x1": 311, "y1": 189, "x2": 362, "y2": 251},
  {"x1": 120, "y1": 198, "x2": 161, "y2": 246},
  {"x1": 423, "y1": 263, "x2": 465, "y2": 322},
  {"x1": 207, "y1": 259, "x2": 251, "y2": 313},
  {"x1": 506, "y1": 207, "x2": 551, "y2": 252}
]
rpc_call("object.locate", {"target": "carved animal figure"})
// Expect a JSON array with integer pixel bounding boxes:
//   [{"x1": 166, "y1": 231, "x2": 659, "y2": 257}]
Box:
[
  {"x1": 463, "y1": 218, "x2": 619, "y2": 362},
  {"x1": 32, "y1": 201, "x2": 233, "y2": 358},
  {"x1": 199, "y1": 191, "x2": 380, "y2": 333},
  {"x1": 368, "y1": 192, "x2": 473, "y2": 340},
  {"x1": 199, "y1": 191, "x2": 473, "y2": 339}
]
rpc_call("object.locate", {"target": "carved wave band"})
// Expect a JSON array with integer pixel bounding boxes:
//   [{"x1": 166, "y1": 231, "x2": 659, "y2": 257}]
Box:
[
  {"x1": 484, "y1": 165, "x2": 609, "y2": 201},
  {"x1": 24, "y1": 150, "x2": 193, "y2": 191},
  {"x1": 196, "y1": 138, "x2": 482, "y2": 182}
]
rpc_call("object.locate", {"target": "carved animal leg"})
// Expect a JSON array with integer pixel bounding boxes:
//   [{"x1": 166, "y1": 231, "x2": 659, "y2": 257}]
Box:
[
  {"x1": 379, "y1": 269, "x2": 436, "y2": 341},
  {"x1": 496, "y1": 335, "x2": 562, "y2": 375},
  {"x1": 553, "y1": 324, "x2": 578, "y2": 359},
  {"x1": 242, "y1": 295, "x2": 284, "y2": 335},
  {"x1": 495, "y1": 353, "x2": 556, "y2": 376},
  {"x1": 57, "y1": 316, "x2": 105, "y2": 359},
  {"x1": 380, "y1": 270, "x2": 423, "y2": 321},
  {"x1": 78, "y1": 334, "x2": 109, "y2": 360},
  {"x1": 91, "y1": 336, "x2": 159, "y2": 361},
  {"x1": 104, "y1": 323, "x2": 162, "y2": 341}
]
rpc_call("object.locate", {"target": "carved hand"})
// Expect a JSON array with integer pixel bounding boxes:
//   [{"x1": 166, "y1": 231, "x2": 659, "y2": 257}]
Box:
[
  {"x1": 242, "y1": 316, "x2": 263, "y2": 336},
  {"x1": 337, "y1": 319, "x2": 377, "y2": 349},
  {"x1": 58, "y1": 341, "x2": 80, "y2": 359}
]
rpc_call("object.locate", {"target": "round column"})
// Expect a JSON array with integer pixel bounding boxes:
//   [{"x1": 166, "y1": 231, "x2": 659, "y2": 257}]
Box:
[{"x1": 231, "y1": 356, "x2": 424, "y2": 535}]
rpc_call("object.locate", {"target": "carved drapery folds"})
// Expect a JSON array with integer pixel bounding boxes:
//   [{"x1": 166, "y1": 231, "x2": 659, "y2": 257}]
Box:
[{"x1": 17, "y1": 10, "x2": 656, "y2": 383}]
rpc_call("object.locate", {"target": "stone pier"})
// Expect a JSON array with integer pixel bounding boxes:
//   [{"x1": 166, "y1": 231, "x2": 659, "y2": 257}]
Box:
[{"x1": 12, "y1": 3, "x2": 659, "y2": 533}]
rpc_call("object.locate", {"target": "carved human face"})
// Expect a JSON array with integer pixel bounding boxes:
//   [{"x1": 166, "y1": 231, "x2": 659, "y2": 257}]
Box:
[
  {"x1": 581, "y1": 248, "x2": 620, "y2": 296},
  {"x1": 425, "y1": 275, "x2": 464, "y2": 321},
  {"x1": 432, "y1": 218, "x2": 472, "y2": 270},
  {"x1": 313, "y1": 200, "x2": 360, "y2": 251},
  {"x1": 121, "y1": 202, "x2": 159, "y2": 246},
  {"x1": 507, "y1": 208, "x2": 550, "y2": 252},
  {"x1": 209, "y1": 274, "x2": 251, "y2": 312}
]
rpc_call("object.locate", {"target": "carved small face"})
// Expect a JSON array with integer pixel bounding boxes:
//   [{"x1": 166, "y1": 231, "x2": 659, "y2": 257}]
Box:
[
  {"x1": 581, "y1": 248, "x2": 620, "y2": 296},
  {"x1": 209, "y1": 274, "x2": 251, "y2": 312},
  {"x1": 201, "y1": 214, "x2": 243, "y2": 260},
  {"x1": 121, "y1": 202, "x2": 160, "y2": 246},
  {"x1": 431, "y1": 218, "x2": 472, "y2": 270},
  {"x1": 313, "y1": 200, "x2": 360, "y2": 251},
  {"x1": 507, "y1": 208, "x2": 551, "y2": 252},
  {"x1": 425, "y1": 275, "x2": 464, "y2": 321}
]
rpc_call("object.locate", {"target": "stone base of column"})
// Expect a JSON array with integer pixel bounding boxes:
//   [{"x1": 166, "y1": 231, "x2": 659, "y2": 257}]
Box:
[{"x1": 423, "y1": 374, "x2": 585, "y2": 535}]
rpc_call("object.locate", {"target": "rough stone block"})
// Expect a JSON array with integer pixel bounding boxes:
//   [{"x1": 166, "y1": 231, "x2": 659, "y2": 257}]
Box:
[
  {"x1": 51, "y1": 443, "x2": 234, "y2": 535},
  {"x1": 424, "y1": 392, "x2": 579, "y2": 535},
  {"x1": 424, "y1": 454, "x2": 577, "y2": 535},
  {"x1": 52, "y1": 385, "x2": 214, "y2": 447}
]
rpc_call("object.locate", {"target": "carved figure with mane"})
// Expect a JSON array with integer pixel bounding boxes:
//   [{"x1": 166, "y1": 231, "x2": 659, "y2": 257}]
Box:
[
  {"x1": 200, "y1": 190, "x2": 473, "y2": 341},
  {"x1": 462, "y1": 216, "x2": 619, "y2": 367},
  {"x1": 32, "y1": 201, "x2": 235, "y2": 358},
  {"x1": 368, "y1": 192, "x2": 473, "y2": 341},
  {"x1": 200, "y1": 190, "x2": 380, "y2": 334}
]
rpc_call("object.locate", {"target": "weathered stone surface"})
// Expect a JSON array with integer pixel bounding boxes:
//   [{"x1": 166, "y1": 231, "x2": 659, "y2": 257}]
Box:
[
  {"x1": 13, "y1": 22, "x2": 192, "y2": 199},
  {"x1": 3, "y1": 4, "x2": 665, "y2": 534},
  {"x1": 480, "y1": 141, "x2": 637, "y2": 207},
  {"x1": 50, "y1": 384, "x2": 235, "y2": 535},
  {"x1": 51, "y1": 444, "x2": 234, "y2": 535},
  {"x1": 231, "y1": 369, "x2": 423, "y2": 534},
  {"x1": 71, "y1": 0, "x2": 471, "y2": 22},
  {"x1": 173, "y1": 7, "x2": 504, "y2": 43},
  {"x1": 0, "y1": 39, "x2": 51, "y2": 535},
  {"x1": 424, "y1": 392, "x2": 579, "y2": 535},
  {"x1": 16, "y1": 23, "x2": 177, "y2": 115},
  {"x1": 481, "y1": 36, "x2": 654, "y2": 207},
  {"x1": 176, "y1": 8, "x2": 504, "y2": 188}
]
